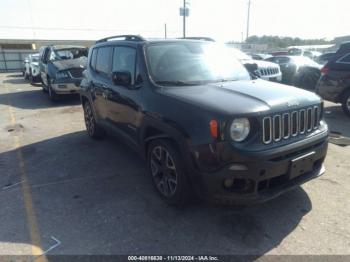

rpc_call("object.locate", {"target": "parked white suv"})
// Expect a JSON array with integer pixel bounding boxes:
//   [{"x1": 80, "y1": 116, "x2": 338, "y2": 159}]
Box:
[
  {"x1": 24, "y1": 53, "x2": 41, "y2": 84},
  {"x1": 228, "y1": 47, "x2": 282, "y2": 82}
]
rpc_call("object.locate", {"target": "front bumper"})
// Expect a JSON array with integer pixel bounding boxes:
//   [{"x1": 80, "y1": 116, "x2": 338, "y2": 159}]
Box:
[
  {"x1": 260, "y1": 73, "x2": 282, "y2": 82},
  {"x1": 188, "y1": 132, "x2": 328, "y2": 204},
  {"x1": 51, "y1": 80, "x2": 81, "y2": 94}
]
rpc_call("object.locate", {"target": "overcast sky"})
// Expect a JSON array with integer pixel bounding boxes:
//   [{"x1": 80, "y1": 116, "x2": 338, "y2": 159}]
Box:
[{"x1": 0, "y1": 0, "x2": 348, "y2": 42}]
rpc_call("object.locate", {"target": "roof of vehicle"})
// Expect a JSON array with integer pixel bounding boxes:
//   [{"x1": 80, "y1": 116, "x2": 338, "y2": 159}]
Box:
[
  {"x1": 93, "y1": 34, "x2": 216, "y2": 48},
  {"x1": 52, "y1": 45, "x2": 87, "y2": 50}
]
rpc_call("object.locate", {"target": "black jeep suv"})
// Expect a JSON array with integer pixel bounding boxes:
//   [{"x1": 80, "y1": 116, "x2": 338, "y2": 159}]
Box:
[{"x1": 80, "y1": 35, "x2": 329, "y2": 205}]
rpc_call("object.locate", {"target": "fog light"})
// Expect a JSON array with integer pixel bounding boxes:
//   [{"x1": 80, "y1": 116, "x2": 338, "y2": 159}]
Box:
[{"x1": 224, "y1": 178, "x2": 234, "y2": 188}]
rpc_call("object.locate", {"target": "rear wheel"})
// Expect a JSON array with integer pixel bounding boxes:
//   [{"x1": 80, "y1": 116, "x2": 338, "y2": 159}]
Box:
[
  {"x1": 341, "y1": 90, "x2": 350, "y2": 117},
  {"x1": 147, "y1": 139, "x2": 192, "y2": 205},
  {"x1": 29, "y1": 70, "x2": 34, "y2": 85},
  {"x1": 295, "y1": 68, "x2": 320, "y2": 90},
  {"x1": 83, "y1": 100, "x2": 106, "y2": 139}
]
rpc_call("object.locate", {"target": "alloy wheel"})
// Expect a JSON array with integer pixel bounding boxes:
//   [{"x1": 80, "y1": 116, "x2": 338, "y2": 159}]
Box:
[{"x1": 150, "y1": 145, "x2": 178, "y2": 197}]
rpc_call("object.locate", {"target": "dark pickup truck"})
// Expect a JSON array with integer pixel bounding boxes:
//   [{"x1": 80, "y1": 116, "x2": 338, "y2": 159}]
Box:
[{"x1": 80, "y1": 35, "x2": 329, "y2": 205}]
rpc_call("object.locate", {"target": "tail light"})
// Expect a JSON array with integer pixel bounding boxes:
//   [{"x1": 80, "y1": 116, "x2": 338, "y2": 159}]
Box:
[
  {"x1": 209, "y1": 120, "x2": 218, "y2": 139},
  {"x1": 320, "y1": 66, "x2": 329, "y2": 76}
]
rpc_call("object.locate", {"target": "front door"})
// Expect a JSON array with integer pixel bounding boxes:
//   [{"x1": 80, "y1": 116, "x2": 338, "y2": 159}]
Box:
[{"x1": 106, "y1": 46, "x2": 141, "y2": 143}]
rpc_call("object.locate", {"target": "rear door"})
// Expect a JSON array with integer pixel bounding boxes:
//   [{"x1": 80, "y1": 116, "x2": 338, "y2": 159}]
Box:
[{"x1": 89, "y1": 46, "x2": 112, "y2": 122}]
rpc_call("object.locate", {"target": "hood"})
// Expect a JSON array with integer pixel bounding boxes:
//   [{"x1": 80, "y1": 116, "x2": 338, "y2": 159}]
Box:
[
  {"x1": 161, "y1": 79, "x2": 321, "y2": 116},
  {"x1": 241, "y1": 59, "x2": 279, "y2": 69},
  {"x1": 51, "y1": 57, "x2": 87, "y2": 71},
  {"x1": 252, "y1": 59, "x2": 279, "y2": 68}
]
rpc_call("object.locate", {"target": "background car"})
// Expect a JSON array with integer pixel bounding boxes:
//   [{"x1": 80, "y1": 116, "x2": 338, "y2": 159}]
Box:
[
  {"x1": 24, "y1": 53, "x2": 41, "y2": 84},
  {"x1": 228, "y1": 47, "x2": 282, "y2": 82},
  {"x1": 39, "y1": 45, "x2": 88, "y2": 101},
  {"x1": 316, "y1": 52, "x2": 336, "y2": 65},
  {"x1": 265, "y1": 55, "x2": 322, "y2": 90},
  {"x1": 287, "y1": 48, "x2": 321, "y2": 60},
  {"x1": 22, "y1": 56, "x2": 29, "y2": 78},
  {"x1": 316, "y1": 52, "x2": 350, "y2": 116}
]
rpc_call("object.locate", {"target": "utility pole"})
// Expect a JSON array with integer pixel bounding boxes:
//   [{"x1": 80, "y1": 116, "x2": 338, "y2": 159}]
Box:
[
  {"x1": 164, "y1": 23, "x2": 167, "y2": 39},
  {"x1": 183, "y1": 0, "x2": 186, "y2": 38},
  {"x1": 180, "y1": 1, "x2": 189, "y2": 38},
  {"x1": 246, "y1": 0, "x2": 251, "y2": 41}
]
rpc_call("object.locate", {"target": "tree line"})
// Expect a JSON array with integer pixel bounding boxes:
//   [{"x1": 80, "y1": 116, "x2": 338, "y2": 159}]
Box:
[{"x1": 235, "y1": 35, "x2": 331, "y2": 49}]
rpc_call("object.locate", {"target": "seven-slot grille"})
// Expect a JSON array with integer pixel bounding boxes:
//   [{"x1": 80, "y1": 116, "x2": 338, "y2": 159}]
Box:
[
  {"x1": 262, "y1": 106, "x2": 320, "y2": 144},
  {"x1": 69, "y1": 68, "x2": 84, "y2": 78},
  {"x1": 258, "y1": 67, "x2": 279, "y2": 76}
]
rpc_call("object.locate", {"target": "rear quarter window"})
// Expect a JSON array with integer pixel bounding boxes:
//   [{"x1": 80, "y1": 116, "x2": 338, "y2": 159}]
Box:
[{"x1": 337, "y1": 53, "x2": 350, "y2": 64}]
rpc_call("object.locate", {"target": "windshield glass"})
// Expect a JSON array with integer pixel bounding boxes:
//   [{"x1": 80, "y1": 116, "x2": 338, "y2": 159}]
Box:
[
  {"x1": 51, "y1": 48, "x2": 88, "y2": 61},
  {"x1": 146, "y1": 42, "x2": 251, "y2": 84}
]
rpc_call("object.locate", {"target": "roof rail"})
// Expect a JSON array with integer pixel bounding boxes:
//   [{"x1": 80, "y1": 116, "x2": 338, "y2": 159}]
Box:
[{"x1": 95, "y1": 35, "x2": 145, "y2": 44}]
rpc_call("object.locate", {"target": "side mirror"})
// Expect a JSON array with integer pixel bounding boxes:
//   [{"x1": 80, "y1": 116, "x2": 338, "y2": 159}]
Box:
[{"x1": 112, "y1": 71, "x2": 132, "y2": 87}]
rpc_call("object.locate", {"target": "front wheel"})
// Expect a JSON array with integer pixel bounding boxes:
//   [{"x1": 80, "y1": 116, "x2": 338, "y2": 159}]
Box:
[
  {"x1": 48, "y1": 79, "x2": 59, "y2": 101},
  {"x1": 341, "y1": 90, "x2": 350, "y2": 117},
  {"x1": 147, "y1": 139, "x2": 192, "y2": 205}
]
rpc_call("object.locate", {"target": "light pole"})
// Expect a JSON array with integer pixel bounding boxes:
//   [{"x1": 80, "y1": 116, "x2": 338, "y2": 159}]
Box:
[
  {"x1": 183, "y1": 0, "x2": 186, "y2": 38},
  {"x1": 180, "y1": 1, "x2": 189, "y2": 38},
  {"x1": 246, "y1": 0, "x2": 251, "y2": 41}
]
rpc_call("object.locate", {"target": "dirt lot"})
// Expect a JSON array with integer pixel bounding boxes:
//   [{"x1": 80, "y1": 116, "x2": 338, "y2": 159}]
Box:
[{"x1": 0, "y1": 73, "x2": 349, "y2": 257}]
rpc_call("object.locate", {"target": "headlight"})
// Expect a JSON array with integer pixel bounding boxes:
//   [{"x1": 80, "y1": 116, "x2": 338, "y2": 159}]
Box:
[
  {"x1": 230, "y1": 118, "x2": 250, "y2": 142},
  {"x1": 56, "y1": 71, "x2": 70, "y2": 79}
]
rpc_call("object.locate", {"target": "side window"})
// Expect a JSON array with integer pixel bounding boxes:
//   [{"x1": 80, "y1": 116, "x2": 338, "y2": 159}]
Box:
[
  {"x1": 90, "y1": 48, "x2": 97, "y2": 71},
  {"x1": 96, "y1": 46, "x2": 112, "y2": 75},
  {"x1": 338, "y1": 53, "x2": 350, "y2": 64},
  {"x1": 112, "y1": 46, "x2": 136, "y2": 84},
  {"x1": 42, "y1": 48, "x2": 50, "y2": 63}
]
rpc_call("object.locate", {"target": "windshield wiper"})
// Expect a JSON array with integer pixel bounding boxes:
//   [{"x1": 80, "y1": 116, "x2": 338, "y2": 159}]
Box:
[{"x1": 155, "y1": 80, "x2": 199, "y2": 86}]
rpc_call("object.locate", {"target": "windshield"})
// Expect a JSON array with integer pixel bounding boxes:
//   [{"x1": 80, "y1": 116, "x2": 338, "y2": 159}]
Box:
[
  {"x1": 146, "y1": 42, "x2": 251, "y2": 85},
  {"x1": 51, "y1": 48, "x2": 88, "y2": 61}
]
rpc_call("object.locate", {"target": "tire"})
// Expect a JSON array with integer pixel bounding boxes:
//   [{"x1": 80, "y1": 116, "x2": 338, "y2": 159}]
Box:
[
  {"x1": 295, "y1": 68, "x2": 320, "y2": 90},
  {"x1": 29, "y1": 70, "x2": 34, "y2": 85},
  {"x1": 147, "y1": 139, "x2": 192, "y2": 205},
  {"x1": 41, "y1": 78, "x2": 48, "y2": 93},
  {"x1": 47, "y1": 78, "x2": 59, "y2": 101},
  {"x1": 341, "y1": 90, "x2": 350, "y2": 117},
  {"x1": 83, "y1": 100, "x2": 106, "y2": 139}
]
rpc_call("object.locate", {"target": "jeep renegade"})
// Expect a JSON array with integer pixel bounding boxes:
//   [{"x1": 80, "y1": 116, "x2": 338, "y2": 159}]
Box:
[{"x1": 80, "y1": 35, "x2": 329, "y2": 205}]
